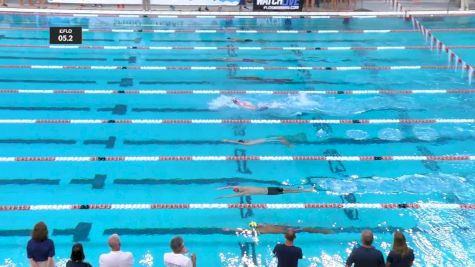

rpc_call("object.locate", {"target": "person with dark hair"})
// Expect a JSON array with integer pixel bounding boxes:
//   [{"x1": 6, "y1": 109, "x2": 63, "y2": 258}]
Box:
[
  {"x1": 346, "y1": 230, "x2": 385, "y2": 267},
  {"x1": 27, "y1": 222, "x2": 55, "y2": 267},
  {"x1": 273, "y1": 230, "x2": 303, "y2": 267},
  {"x1": 386, "y1": 231, "x2": 414, "y2": 267},
  {"x1": 66, "y1": 243, "x2": 92, "y2": 267},
  {"x1": 164, "y1": 236, "x2": 196, "y2": 267}
]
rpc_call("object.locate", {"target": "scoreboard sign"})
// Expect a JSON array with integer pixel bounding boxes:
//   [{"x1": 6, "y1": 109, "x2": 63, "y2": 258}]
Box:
[
  {"x1": 49, "y1": 27, "x2": 82, "y2": 44},
  {"x1": 253, "y1": 0, "x2": 302, "y2": 11}
]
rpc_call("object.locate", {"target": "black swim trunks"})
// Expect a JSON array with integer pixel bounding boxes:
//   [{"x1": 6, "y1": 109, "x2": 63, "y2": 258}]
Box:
[{"x1": 267, "y1": 187, "x2": 284, "y2": 195}]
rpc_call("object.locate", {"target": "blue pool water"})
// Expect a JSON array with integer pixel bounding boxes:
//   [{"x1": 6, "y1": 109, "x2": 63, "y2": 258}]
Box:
[{"x1": 0, "y1": 12, "x2": 474, "y2": 267}]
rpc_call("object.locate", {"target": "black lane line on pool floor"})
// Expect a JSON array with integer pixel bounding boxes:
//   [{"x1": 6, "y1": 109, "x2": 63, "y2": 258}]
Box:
[
  {"x1": 114, "y1": 177, "x2": 283, "y2": 186},
  {"x1": 0, "y1": 106, "x2": 90, "y2": 111},
  {"x1": 70, "y1": 174, "x2": 107, "y2": 189},
  {"x1": 122, "y1": 136, "x2": 475, "y2": 146},
  {"x1": 322, "y1": 148, "x2": 359, "y2": 221},
  {"x1": 83, "y1": 136, "x2": 117, "y2": 149},
  {"x1": 0, "y1": 222, "x2": 91, "y2": 242},
  {"x1": 0, "y1": 56, "x2": 107, "y2": 61},
  {"x1": 108, "y1": 78, "x2": 134, "y2": 87},
  {"x1": 0, "y1": 178, "x2": 60, "y2": 185},
  {"x1": 0, "y1": 79, "x2": 96, "y2": 84},
  {"x1": 0, "y1": 139, "x2": 76, "y2": 144},
  {"x1": 98, "y1": 105, "x2": 128, "y2": 115},
  {"x1": 0, "y1": 135, "x2": 472, "y2": 149}
]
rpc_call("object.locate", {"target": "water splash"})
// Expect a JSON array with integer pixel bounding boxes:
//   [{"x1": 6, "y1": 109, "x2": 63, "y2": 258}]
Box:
[
  {"x1": 314, "y1": 173, "x2": 474, "y2": 198},
  {"x1": 139, "y1": 251, "x2": 153, "y2": 267},
  {"x1": 0, "y1": 259, "x2": 16, "y2": 267},
  {"x1": 208, "y1": 93, "x2": 421, "y2": 117}
]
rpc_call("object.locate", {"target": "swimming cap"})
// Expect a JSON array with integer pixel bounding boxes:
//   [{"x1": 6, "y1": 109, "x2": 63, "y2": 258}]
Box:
[
  {"x1": 249, "y1": 221, "x2": 257, "y2": 228},
  {"x1": 233, "y1": 187, "x2": 239, "y2": 192}
]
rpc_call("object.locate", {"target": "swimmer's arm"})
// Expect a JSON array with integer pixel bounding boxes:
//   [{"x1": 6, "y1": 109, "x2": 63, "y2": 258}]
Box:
[
  {"x1": 243, "y1": 139, "x2": 267, "y2": 145},
  {"x1": 216, "y1": 193, "x2": 245, "y2": 199},
  {"x1": 222, "y1": 139, "x2": 242, "y2": 144},
  {"x1": 216, "y1": 186, "x2": 234, "y2": 190}
]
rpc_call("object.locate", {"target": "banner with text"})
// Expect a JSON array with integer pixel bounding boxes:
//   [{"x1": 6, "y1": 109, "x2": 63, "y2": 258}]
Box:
[
  {"x1": 150, "y1": 0, "x2": 239, "y2": 6},
  {"x1": 253, "y1": 0, "x2": 302, "y2": 11}
]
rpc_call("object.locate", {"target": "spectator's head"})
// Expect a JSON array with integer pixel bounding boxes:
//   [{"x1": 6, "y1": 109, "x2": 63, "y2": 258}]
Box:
[
  {"x1": 392, "y1": 231, "x2": 409, "y2": 256},
  {"x1": 170, "y1": 236, "x2": 186, "y2": 254},
  {"x1": 285, "y1": 230, "x2": 296, "y2": 242},
  {"x1": 70, "y1": 243, "x2": 85, "y2": 262},
  {"x1": 361, "y1": 230, "x2": 374, "y2": 246},
  {"x1": 108, "y1": 234, "x2": 121, "y2": 251},
  {"x1": 31, "y1": 222, "x2": 48, "y2": 242}
]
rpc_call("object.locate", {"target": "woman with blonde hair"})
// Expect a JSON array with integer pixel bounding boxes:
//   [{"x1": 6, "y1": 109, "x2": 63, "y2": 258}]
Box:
[
  {"x1": 27, "y1": 222, "x2": 55, "y2": 267},
  {"x1": 386, "y1": 231, "x2": 414, "y2": 267}
]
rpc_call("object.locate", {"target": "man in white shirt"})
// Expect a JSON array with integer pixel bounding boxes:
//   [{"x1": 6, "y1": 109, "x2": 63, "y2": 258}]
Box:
[
  {"x1": 164, "y1": 236, "x2": 196, "y2": 267},
  {"x1": 99, "y1": 234, "x2": 134, "y2": 267}
]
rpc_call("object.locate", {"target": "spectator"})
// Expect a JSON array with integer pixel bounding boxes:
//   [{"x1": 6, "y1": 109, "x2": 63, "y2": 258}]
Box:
[
  {"x1": 346, "y1": 230, "x2": 384, "y2": 267},
  {"x1": 27, "y1": 222, "x2": 55, "y2": 267},
  {"x1": 19, "y1": 0, "x2": 34, "y2": 7},
  {"x1": 386, "y1": 231, "x2": 414, "y2": 267},
  {"x1": 99, "y1": 234, "x2": 134, "y2": 267},
  {"x1": 164, "y1": 236, "x2": 196, "y2": 267},
  {"x1": 0, "y1": 0, "x2": 7, "y2": 7},
  {"x1": 273, "y1": 230, "x2": 303, "y2": 267},
  {"x1": 67, "y1": 243, "x2": 92, "y2": 267}
]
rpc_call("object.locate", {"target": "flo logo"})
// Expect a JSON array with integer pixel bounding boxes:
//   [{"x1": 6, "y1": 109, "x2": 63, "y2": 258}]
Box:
[{"x1": 254, "y1": 0, "x2": 302, "y2": 11}]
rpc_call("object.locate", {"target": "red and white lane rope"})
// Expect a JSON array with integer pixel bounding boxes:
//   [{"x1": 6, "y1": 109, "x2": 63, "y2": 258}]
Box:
[
  {"x1": 0, "y1": 203, "x2": 474, "y2": 211},
  {"x1": 0, "y1": 65, "x2": 464, "y2": 71},
  {"x1": 0, "y1": 118, "x2": 472, "y2": 124},
  {"x1": 0, "y1": 26, "x2": 419, "y2": 34},
  {"x1": 411, "y1": 18, "x2": 475, "y2": 84},
  {"x1": 0, "y1": 11, "x2": 406, "y2": 19},
  {"x1": 1, "y1": 89, "x2": 475, "y2": 95},
  {"x1": 1, "y1": 155, "x2": 474, "y2": 162},
  {"x1": 0, "y1": 44, "x2": 443, "y2": 51},
  {"x1": 1, "y1": 9, "x2": 474, "y2": 18},
  {"x1": 4, "y1": 44, "x2": 475, "y2": 51},
  {"x1": 3, "y1": 26, "x2": 475, "y2": 34}
]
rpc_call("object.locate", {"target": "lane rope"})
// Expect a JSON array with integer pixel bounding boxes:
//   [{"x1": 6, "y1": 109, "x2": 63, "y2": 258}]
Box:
[
  {"x1": 0, "y1": 203, "x2": 474, "y2": 210},
  {"x1": 0, "y1": 26, "x2": 420, "y2": 34},
  {"x1": 4, "y1": 44, "x2": 475, "y2": 51},
  {"x1": 0, "y1": 65, "x2": 466, "y2": 71},
  {"x1": 411, "y1": 17, "x2": 475, "y2": 84},
  {"x1": 0, "y1": 155, "x2": 473, "y2": 162},
  {"x1": 0, "y1": 118, "x2": 472, "y2": 124},
  {"x1": 0, "y1": 9, "x2": 474, "y2": 18},
  {"x1": 1, "y1": 89, "x2": 475, "y2": 95},
  {"x1": 2, "y1": 26, "x2": 475, "y2": 34}
]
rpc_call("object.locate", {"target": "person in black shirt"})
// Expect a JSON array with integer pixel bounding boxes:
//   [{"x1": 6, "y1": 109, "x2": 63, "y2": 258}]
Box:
[
  {"x1": 66, "y1": 243, "x2": 92, "y2": 267},
  {"x1": 273, "y1": 230, "x2": 303, "y2": 267},
  {"x1": 386, "y1": 231, "x2": 414, "y2": 267},
  {"x1": 346, "y1": 230, "x2": 385, "y2": 267}
]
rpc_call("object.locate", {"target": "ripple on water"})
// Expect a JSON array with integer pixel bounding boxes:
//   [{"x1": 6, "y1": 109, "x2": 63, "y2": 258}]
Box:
[
  {"x1": 378, "y1": 128, "x2": 403, "y2": 141},
  {"x1": 412, "y1": 125, "x2": 439, "y2": 141}
]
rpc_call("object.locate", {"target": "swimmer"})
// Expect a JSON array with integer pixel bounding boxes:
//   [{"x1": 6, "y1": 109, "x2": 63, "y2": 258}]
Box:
[
  {"x1": 226, "y1": 37, "x2": 253, "y2": 42},
  {"x1": 222, "y1": 136, "x2": 292, "y2": 147},
  {"x1": 238, "y1": 222, "x2": 333, "y2": 235},
  {"x1": 216, "y1": 185, "x2": 314, "y2": 198},
  {"x1": 231, "y1": 98, "x2": 256, "y2": 110},
  {"x1": 231, "y1": 76, "x2": 293, "y2": 83}
]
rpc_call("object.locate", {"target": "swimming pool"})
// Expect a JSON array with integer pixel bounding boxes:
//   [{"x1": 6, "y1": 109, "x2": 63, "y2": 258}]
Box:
[{"x1": 0, "y1": 10, "x2": 474, "y2": 267}]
